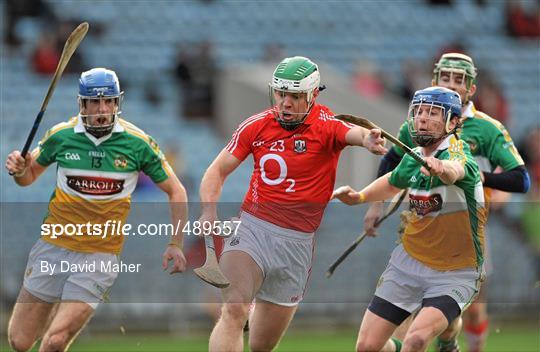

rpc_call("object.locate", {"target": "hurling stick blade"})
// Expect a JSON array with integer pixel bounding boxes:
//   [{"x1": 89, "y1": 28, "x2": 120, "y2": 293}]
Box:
[
  {"x1": 194, "y1": 266, "x2": 230, "y2": 289},
  {"x1": 9, "y1": 22, "x2": 89, "y2": 176},
  {"x1": 194, "y1": 236, "x2": 230, "y2": 288},
  {"x1": 40, "y1": 22, "x2": 89, "y2": 112}
]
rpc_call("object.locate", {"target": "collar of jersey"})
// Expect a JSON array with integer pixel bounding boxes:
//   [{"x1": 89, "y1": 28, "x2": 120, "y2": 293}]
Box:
[
  {"x1": 462, "y1": 101, "x2": 476, "y2": 119},
  {"x1": 74, "y1": 115, "x2": 125, "y2": 145},
  {"x1": 419, "y1": 135, "x2": 453, "y2": 157}
]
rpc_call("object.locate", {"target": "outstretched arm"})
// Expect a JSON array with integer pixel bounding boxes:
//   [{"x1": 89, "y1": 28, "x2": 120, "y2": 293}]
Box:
[
  {"x1": 332, "y1": 174, "x2": 401, "y2": 205},
  {"x1": 345, "y1": 127, "x2": 388, "y2": 155}
]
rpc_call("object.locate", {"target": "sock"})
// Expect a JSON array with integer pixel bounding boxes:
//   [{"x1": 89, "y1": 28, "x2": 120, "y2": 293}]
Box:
[
  {"x1": 464, "y1": 319, "x2": 489, "y2": 352},
  {"x1": 436, "y1": 336, "x2": 460, "y2": 352},
  {"x1": 391, "y1": 338, "x2": 402, "y2": 352}
]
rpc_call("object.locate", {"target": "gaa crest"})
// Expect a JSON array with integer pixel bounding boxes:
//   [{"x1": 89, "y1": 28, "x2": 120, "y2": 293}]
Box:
[
  {"x1": 114, "y1": 155, "x2": 128, "y2": 169},
  {"x1": 294, "y1": 139, "x2": 307, "y2": 153}
]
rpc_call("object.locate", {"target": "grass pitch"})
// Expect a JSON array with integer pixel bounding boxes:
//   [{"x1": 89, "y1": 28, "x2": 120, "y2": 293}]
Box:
[
  {"x1": 67, "y1": 325, "x2": 540, "y2": 351},
  {"x1": 1, "y1": 324, "x2": 537, "y2": 351}
]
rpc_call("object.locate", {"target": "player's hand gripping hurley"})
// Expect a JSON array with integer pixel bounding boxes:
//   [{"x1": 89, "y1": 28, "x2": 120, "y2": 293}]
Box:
[
  {"x1": 334, "y1": 114, "x2": 430, "y2": 170},
  {"x1": 9, "y1": 22, "x2": 89, "y2": 175},
  {"x1": 326, "y1": 189, "x2": 407, "y2": 278}
]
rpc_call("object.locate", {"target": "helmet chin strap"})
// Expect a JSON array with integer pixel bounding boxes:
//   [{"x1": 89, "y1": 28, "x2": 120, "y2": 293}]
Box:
[
  {"x1": 80, "y1": 112, "x2": 117, "y2": 138},
  {"x1": 276, "y1": 100, "x2": 315, "y2": 131},
  {"x1": 78, "y1": 97, "x2": 120, "y2": 138}
]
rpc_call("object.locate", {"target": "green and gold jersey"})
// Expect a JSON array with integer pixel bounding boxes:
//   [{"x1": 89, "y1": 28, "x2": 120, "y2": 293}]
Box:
[
  {"x1": 389, "y1": 135, "x2": 486, "y2": 271},
  {"x1": 34, "y1": 117, "x2": 174, "y2": 254},
  {"x1": 393, "y1": 102, "x2": 524, "y2": 202}
]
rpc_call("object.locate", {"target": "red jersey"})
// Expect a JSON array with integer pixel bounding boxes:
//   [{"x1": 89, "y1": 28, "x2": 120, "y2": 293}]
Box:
[{"x1": 225, "y1": 104, "x2": 352, "y2": 232}]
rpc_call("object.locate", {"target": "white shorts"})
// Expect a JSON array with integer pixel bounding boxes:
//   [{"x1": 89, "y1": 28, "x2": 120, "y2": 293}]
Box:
[
  {"x1": 222, "y1": 212, "x2": 314, "y2": 306},
  {"x1": 23, "y1": 239, "x2": 119, "y2": 309},
  {"x1": 374, "y1": 244, "x2": 484, "y2": 314}
]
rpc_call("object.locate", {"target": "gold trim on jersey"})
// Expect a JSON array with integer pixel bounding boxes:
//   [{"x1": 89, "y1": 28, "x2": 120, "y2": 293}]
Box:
[
  {"x1": 119, "y1": 119, "x2": 151, "y2": 143},
  {"x1": 473, "y1": 110, "x2": 524, "y2": 166},
  {"x1": 33, "y1": 117, "x2": 78, "y2": 160},
  {"x1": 118, "y1": 119, "x2": 173, "y2": 178}
]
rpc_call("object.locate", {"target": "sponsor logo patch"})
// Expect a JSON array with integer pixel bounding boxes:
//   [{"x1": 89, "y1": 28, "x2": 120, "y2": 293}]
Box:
[
  {"x1": 66, "y1": 175, "x2": 124, "y2": 195},
  {"x1": 408, "y1": 193, "x2": 443, "y2": 216},
  {"x1": 89, "y1": 150, "x2": 105, "y2": 158}
]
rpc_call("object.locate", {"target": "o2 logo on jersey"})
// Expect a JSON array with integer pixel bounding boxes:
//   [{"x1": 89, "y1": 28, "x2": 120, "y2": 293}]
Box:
[{"x1": 259, "y1": 153, "x2": 296, "y2": 192}]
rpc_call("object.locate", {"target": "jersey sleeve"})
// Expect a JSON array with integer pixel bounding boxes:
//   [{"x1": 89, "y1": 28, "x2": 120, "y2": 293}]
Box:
[
  {"x1": 325, "y1": 108, "x2": 352, "y2": 151},
  {"x1": 225, "y1": 117, "x2": 258, "y2": 161},
  {"x1": 485, "y1": 122, "x2": 524, "y2": 171},
  {"x1": 331, "y1": 122, "x2": 352, "y2": 151},
  {"x1": 140, "y1": 135, "x2": 172, "y2": 184},
  {"x1": 388, "y1": 154, "x2": 413, "y2": 189},
  {"x1": 391, "y1": 121, "x2": 413, "y2": 158},
  {"x1": 34, "y1": 128, "x2": 61, "y2": 166}
]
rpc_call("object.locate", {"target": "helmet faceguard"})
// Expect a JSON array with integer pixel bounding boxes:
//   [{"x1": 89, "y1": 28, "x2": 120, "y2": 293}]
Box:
[
  {"x1": 407, "y1": 87, "x2": 462, "y2": 147},
  {"x1": 269, "y1": 56, "x2": 321, "y2": 131},
  {"x1": 433, "y1": 53, "x2": 477, "y2": 104},
  {"x1": 78, "y1": 68, "x2": 123, "y2": 138}
]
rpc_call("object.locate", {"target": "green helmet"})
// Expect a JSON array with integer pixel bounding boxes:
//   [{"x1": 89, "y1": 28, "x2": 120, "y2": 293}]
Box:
[
  {"x1": 433, "y1": 53, "x2": 477, "y2": 91},
  {"x1": 269, "y1": 56, "x2": 321, "y2": 130}
]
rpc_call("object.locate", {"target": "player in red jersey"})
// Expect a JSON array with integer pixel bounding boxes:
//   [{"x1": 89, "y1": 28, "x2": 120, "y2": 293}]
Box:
[{"x1": 198, "y1": 56, "x2": 387, "y2": 352}]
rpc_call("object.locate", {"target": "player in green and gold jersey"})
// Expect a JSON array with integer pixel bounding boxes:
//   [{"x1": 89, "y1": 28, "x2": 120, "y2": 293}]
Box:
[
  {"x1": 5, "y1": 68, "x2": 188, "y2": 352},
  {"x1": 333, "y1": 87, "x2": 487, "y2": 352},
  {"x1": 364, "y1": 53, "x2": 530, "y2": 352}
]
